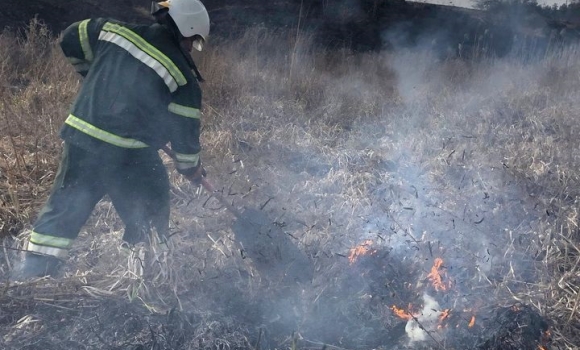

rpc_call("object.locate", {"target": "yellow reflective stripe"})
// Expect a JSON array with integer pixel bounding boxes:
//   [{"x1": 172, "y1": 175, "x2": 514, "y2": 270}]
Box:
[
  {"x1": 168, "y1": 103, "x2": 201, "y2": 119},
  {"x1": 28, "y1": 242, "x2": 68, "y2": 259},
  {"x1": 175, "y1": 152, "x2": 200, "y2": 164},
  {"x1": 175, "y1": 162, "x2": 198, "y2": 170},
  {"x1": 65, "y1": 114, "x2": 149, "y2": 149},
  {"x1": 78, "y1": 19, "x2": 94, "y2": 62},
  {"x1": 102, "y1": 23, "x2": 186, "y2": 86},
  {"x1": 30, "y1": 231, "x2": 74, "y2": 249},
  {"x1": 67, "y1": 57, "x2": 85, "y2": 64},
  {"x1": 99, "y1": 31, "x2": 178, "y2": 92}
]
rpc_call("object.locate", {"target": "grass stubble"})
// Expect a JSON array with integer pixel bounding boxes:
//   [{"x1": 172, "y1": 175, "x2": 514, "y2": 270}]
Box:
[{"x1": 0, "y1": 19, "x2": 579, "y2": 349}]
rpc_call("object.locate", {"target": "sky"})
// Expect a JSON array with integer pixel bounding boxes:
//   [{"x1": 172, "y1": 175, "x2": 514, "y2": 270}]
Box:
[{"x1": 414, "y1": 0, "x2": 569, "y2": 8}]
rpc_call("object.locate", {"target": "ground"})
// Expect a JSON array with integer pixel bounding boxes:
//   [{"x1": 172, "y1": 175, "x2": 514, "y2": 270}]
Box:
[{"x1": 0, "y1": 1, "x2": 579, "y2": 349}]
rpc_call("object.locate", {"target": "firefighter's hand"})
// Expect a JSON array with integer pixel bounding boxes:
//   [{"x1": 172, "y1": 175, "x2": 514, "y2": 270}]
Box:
[{"x1": 183, "y1": 164, "x2": 207, "y2": 186}]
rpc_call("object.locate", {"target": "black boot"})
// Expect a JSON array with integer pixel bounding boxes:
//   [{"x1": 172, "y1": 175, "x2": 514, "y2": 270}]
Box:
[{"x1": 10, "y1": 252, "x2": 63, "y2": 281}]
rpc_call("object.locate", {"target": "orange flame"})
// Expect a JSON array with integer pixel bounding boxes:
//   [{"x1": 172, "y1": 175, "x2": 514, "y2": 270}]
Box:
[
  {"x1": 428, "y1": 258, "x2": 450, "y2": 291},
  {"x1": 439, "y1": 309, "x2": 450, "y2": 322},
  {"x1": 391, "y1": 305, "x2": 413, "y2": 320},
  {"x1": 540, "y1": 329, "x2": 552, "y2": 349},
  {"x1": 348, "y1": 240, "x2": 375, "y2": 264},
  {"x1": 436, "y1": 309, "x2": 451, "y2": 329},
  {"x1": 468, "y1": 316, "x2": 476, "y2": 328}
]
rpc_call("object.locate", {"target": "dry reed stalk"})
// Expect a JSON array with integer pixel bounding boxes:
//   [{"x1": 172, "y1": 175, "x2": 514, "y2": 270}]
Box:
[{"x1": 0, "y1": 20, "x2": 580, "y2": 349}]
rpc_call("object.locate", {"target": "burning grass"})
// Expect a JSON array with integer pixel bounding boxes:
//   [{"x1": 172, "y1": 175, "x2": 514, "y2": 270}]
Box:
[{"x1": 1, "y1": 20, "x2": 580, "y2": 349}]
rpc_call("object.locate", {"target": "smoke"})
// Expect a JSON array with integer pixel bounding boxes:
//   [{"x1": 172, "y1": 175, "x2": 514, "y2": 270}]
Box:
[
  {"x1": 2, "y1": 2, "x2": 576, "y2": 349},
  {"x1": 199, "y1": 6, "x2": 579, "y2": 345},
  {"x1": 405, "y1": 293, "x2": 442, "y2": 343},
  {"x1": 286, "y1": 11, "x2": 569, "y2": 346},
  {"x1": 169, "y1": 4, "x2": 577, "y2": 348}
]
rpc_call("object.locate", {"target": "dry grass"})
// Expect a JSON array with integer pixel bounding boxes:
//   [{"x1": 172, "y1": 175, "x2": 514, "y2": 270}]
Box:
[
  {"x1": 0, "y1": 20, "x2": 579, "y2": 349},
  {"x1": 0, "y1": 19, "x2": 79, "y2": 236}
]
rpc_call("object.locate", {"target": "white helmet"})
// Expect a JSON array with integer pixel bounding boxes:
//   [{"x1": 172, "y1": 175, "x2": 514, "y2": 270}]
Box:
[{"x1": 156, "y1": 0, "x2": 209, "y2": 50}]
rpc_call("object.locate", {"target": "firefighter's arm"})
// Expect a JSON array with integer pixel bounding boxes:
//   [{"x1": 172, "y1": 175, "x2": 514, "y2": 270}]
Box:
[
  {"x1": 59, "y1": 19, "x2": 100, "y2": 77},
  {"x1": 167, "y1": 85, "x2": 205, "y2": 183}
]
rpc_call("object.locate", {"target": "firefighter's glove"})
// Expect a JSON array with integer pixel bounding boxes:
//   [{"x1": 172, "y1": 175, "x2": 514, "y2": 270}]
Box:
[{"x1": 181, "y1": 162, "x2": 207, "y2": 186}]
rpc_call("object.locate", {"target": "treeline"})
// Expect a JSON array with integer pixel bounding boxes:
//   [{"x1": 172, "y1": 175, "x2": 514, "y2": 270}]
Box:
[
  {"x1": 205, "y1": 0, "x2": 580, "y2": 56},
  {"x1": 3, "y1": 0, "x2": 579, "y2": 58},
  {"x1": 307, "y1": 0, "x2": 580, "y2": 56}
]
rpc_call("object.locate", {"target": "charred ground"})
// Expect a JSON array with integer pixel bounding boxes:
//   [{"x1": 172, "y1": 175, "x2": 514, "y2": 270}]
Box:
[{"x1": 1, "y1": 1, "x2": 579, "y2": 350}]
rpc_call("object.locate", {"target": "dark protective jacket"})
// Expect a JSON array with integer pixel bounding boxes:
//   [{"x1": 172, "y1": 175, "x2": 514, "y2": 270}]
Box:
[{"x1": 59, "y1": 18, "x2": 201, "y2": 171}]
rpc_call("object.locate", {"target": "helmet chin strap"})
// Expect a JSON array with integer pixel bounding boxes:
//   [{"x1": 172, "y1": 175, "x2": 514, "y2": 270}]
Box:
[{"x1": 178, "y1": 39, "x2": 205, "y2": 83}]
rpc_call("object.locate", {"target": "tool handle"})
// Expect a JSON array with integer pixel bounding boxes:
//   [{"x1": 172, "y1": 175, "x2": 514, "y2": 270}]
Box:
[
  {"x1": 160, "y1": 145, "x2": 242, "y2": 219},
  {"x1": 200, "y1": 177, "x2": 243, "y2": 219},
  {"x1": 200, "y1": 177, "x2": 216, "y2": 193}
]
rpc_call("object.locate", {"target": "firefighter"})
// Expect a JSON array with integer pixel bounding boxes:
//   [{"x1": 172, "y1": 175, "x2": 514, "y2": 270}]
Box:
[{"x1": 11, "y1": 0, "x2": 210, "y2": 279}]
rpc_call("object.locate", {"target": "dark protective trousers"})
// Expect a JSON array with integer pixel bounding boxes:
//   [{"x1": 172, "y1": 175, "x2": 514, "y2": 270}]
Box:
[{"x1": 32, "y1": 142, "x2": 170, "y2": 250}]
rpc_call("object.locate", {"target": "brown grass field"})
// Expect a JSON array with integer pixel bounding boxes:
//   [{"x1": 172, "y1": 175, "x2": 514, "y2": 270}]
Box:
[{"x1": 0, "y1": 18, "x2": 579, "y2": 349}]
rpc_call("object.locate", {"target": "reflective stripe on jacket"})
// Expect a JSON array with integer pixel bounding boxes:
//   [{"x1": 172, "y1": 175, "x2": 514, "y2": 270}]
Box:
[
  {"x1": 28, "y1": 231, "x2": 73, "y2": 258},
  {"x1": 59, "y1": 18, "x2": 201, "y2": 164}
]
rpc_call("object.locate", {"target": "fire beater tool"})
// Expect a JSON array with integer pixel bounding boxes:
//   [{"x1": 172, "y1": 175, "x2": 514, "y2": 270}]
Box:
[{"x1": 161, "y1": 146, "x2": 313, "y2": 284}]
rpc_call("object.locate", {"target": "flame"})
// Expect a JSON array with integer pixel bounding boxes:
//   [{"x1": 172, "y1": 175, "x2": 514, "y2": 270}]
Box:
[
  {"x1": 435, "y1": 309, "x2": 451, "y2": 329},
  {"x1": 427, "y1": 258, "x2": 450, "y2": 291},
  {"x1": 539, "y1": 329, "x2": 552, "y2": 349},
  {"x1": 468, "y1": 316, "x2": 476, "y2": 328},
  {"x1": 543, "y1": 329, "x2": 551, "y2": 342},
  {"x1": 348, "y1": 239, "x2": 375, "y2": 264},
  {"x1": 439, "y1": 309, "x2": 450, "y2": 322},
  {"x1": 391, "y1": 305, "x2": 413, "y2": 320}
]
